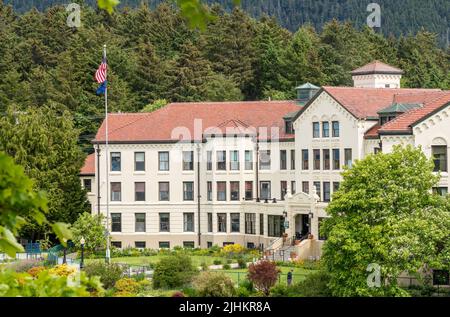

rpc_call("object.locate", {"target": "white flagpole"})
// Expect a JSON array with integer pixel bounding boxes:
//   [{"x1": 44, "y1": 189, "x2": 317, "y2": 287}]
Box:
[{"x1": 104, "y1": 44, "x2": 111, "y2": 264}]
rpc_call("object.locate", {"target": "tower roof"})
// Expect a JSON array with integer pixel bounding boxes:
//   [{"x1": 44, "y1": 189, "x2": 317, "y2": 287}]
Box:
[{"x1": 351, "y1": 60, "x2": 404, "y2": 76}]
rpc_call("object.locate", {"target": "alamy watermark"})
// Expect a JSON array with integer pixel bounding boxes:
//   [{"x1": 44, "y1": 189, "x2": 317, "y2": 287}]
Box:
[
  {"x1": 367, "y1": 3, "x2": 381, "y2": 28},
  {"x1": 66, "y1": 3, "x2": 81, "y2": 28},
  {"x1": 367, "y1": 263, "x2": 381, "y2": 288}
]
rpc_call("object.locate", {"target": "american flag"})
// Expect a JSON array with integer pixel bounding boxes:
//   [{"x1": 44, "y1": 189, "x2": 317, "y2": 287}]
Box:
[{"x1": 95, "y1": 57, "x2": 107, "y2": 83}]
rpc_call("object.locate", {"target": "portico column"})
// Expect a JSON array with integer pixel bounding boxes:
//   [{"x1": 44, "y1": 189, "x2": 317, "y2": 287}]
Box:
[
  {"x1": 310, "y1": 187, "x2": 320, "y2": 239},
  {"x1": 284, "y1": 185, "x2": 294, "y2": 239}
]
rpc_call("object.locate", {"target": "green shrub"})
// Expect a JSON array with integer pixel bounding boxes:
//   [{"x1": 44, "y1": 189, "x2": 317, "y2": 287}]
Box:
[
  {"x1": 223, "y1": 264, "x2": 231, "y2": 270},
  {"x1": 152, "y1": 254, "x2": 197, "y2": 289},
  {"x1": 193, "y1": 272, "x2": 236, "y2": 297},
  {"x1": 270, "y1": 284, "x2": 291, "y2": 297},
  {"x1": 293, "y1": 271, "x2": 332, "y2": 297},
  {"x1": 237, "y1": 257, "x2": 247, "y2": 269},
  {"x1": 84, "y1": 261, "x2": 124, "y2": 289},
  {"x1": 200, "y1": 262, "x2": 208, "y2": 271},
  {"x1": 213, "y1": 259, "x2": 222, "y2": 265}
]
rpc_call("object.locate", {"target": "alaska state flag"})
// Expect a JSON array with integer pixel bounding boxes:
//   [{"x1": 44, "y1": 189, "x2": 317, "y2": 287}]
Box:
[{"x1": 96, "y1": 81, "x2": 107, "y2": 95}]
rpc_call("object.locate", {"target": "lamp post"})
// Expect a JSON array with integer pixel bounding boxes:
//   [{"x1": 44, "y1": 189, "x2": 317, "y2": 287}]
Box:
[
  {"x1": 308, "y1": 211, "x2": 314, "y2": 236},
  {"x1": 80, "y1": 237, "x2": 85, "y2": 270}
]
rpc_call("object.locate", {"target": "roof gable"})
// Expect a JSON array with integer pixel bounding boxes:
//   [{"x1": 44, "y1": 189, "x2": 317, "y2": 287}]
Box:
[{"x1": 351, "y1": 60, "x2": 404, "y2": 76}]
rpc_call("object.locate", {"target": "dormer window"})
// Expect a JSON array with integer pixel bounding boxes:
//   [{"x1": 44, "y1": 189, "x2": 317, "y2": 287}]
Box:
[{"x1": 285, "y1": 120, "x2": 294, "y2": 134}]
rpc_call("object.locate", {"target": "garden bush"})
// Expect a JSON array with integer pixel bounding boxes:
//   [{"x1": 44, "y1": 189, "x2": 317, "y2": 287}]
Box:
[
  {"x1": 0, "y1": 269, "x2": 103, "y2": 297},
  {"x1": 221, "y1": 244, "x2": 246, "y2": 257},
  {"x1": 49, "y1": 264, "x2": 76, "y2": 277},
  {"x1": 237, "y1": 257, "x2": 247, "y2": 269},
  {"x1": 248, "y1": 261, "x2": 280, "y2": 296},
  {"x1": 223, "y1": 264, "x2": 231, "y2": 270},
  {"x1": 27, "y1": 266, "x2": 46, "y2": 278},
  {"x1": 152, "y1": 254, "x2": 197, "y2": 289},
  {"x1": 293, "y1": 270, "x2": 332, "y2": 297},
  {"x1": 114, "y1": 278, "x2": 140, "y2": 296},
  {"x1": 84, "y1": 261, "x2": 124, "y2": 289},
  {"x1": 193, "y1": 272, "x2": 236, "y2": 297},
  {"x1": 213, "y1": 259, "x2": 222, "y2": 265}
]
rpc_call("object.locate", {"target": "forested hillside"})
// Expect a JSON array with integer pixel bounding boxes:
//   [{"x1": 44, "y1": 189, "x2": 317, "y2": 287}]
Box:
[
  {"x1": 5, "y1": 0, "x2": 450, "y2": 46},
  {"x1": 0, "y1": 1, "x2": 448, "y2": 151}
]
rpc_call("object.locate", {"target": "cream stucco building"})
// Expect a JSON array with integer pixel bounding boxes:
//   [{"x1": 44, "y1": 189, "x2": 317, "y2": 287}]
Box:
[{"x1": 80, "y1": 61, "x2": 450, "y2": 260}]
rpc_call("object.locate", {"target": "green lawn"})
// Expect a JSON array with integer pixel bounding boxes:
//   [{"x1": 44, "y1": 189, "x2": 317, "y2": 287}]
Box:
[
  {"x1": 220, "y1": 267, "x2": 315, "y2": 285},
  {"x1": 85, "y1": 255, "x2": 231, "y2": 267}
]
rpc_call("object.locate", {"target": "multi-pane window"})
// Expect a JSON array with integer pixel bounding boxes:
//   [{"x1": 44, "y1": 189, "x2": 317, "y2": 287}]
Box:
[
  {"x1": 159, "y1": 152, "x2": 169, "y2": 171},
  {"x1": 111, "y1": 182, "x2": 121, "y2": 201},
  {"x1": 313, "y1": 122, "x2": 320, "y2": 138},
  {"x1": 245, "y1": 213, "x2": 256, "y2": 235},
  {"x1": 217, "y1": 213, "x2": 227, "y2": 232},
  {"x1": 230, "y1": 151, "x2": 240, "y2": 170},
  {"x1": 302, "y1": 181, "x2": 309, "y2": 194},
  {"x1": 135, "y1": 182, "x2": 145, "y2": 201},
  {"x1": 111, "y1": 213, "x2": 121, "y2": 232},
  {"x1": 259, "y1": 214, "x2": 264, "y2": 235},
  {"x1": 217, "y1": 182, "x2": 227, "y2": 201},
  {"x1": 332, "y1": 121, "x2": 340, "y2": 137},
  {"x1": 230, "y1": 181, "x2": 240, "y2": 201},
  {"x1": 302, "y1": 150, "x2": 309, "y2": 170},
  {"x1": 291, "y1": 181, "x2": 296, "y2": 194},
  {"x1": 111, "y1": 241, "x2": 122, "y2": 248},
  {"x1": 83, "y1": 179, "x2": 92, "y2": 192},
  {"x1": 245, "y1": 181, "x2": 253, "y2": 200},
  {"x1": 207, "y1": 181, "x2": 212, "y2": 201},
  {"x1": 322, "y1": 122, "x2": 330, "y2": 137},
  {"x1": 183, "y1": 182, "x2": 194, "y2": 201},
  {"x1": 217, "y1": 151, "x2": 226, "y2": 170},
  {"x1": 159, "y1": 213, "x2": 170, "y2": 232},
  {"x1": 182, "y1": 151, "x2": 194, "y2": 171},
  {"x1": 323, "y1": 182, "x2": 331, "y2": 202},
  {"x1": 159, "y1": 242, "x2": 170, "y2": 249},
  {"x1": 333, "y1": 182, "x2": 340, "y2": 193},
  {"x1": 432, "y1": 146, "x2": 447, "y2": 172},
  {"x1": 159, "y1": 182, "x2": 170, "y2": 201},
  {"x1": 291, "y1": 150, "x2": 296, "y2": 170},
  {"x1": 280, "y1": 150, "x2": 287, "y2": 170},
  {"x1": 433, "y1": 187, "x2": 448, "y2": 196},
  {"x1": 280, "y1": 181, "x2": 288, "y2": 200},
  {"x1": 135, "y1": 241, "x2": 146, "y2": 249},
  {"x1": 135, "y1": 213, "x2": 146, "y2": 232},
  {"x1": 268, "y1": 215, "x2": 283, "y2": 237},
  {"x1": 323, "y1": 149, "x2": 330, "y2": 170},
  {"x1": 260, "y1": 181, "x2": 271, "y2": 200},
  {"x1": 314, "y1": 182, "x2": 321, "y2": 200},
  {"x1": 183, "y1": 241, "x2": 195, "y2": 249},
  {"x1": 207, "y1": 213, "x2": 213, "y2": 232},
  {"x1": 313, "y1": 149, "x2": 321, "y2": 170},
  {"x1": 183, "y1": 213, "x2": 194, "y2": 232},
  {"x1": 231, "y1": 213, "x2": 240, "y2": 233},
  {"x1": 111, "y1": 152, "x2": 121, "y2": 171},
  {"x1": 332, "y1": 149, "x2": 340, "y2": 170},
  {"x1": 245, "y1": 150, "x2": 253, "y2": 170},
  {"x1": 206, "y1": 151, "x2": 212, "y2": 171},
  {"x1": 344, "y1": 148, "x2": 353, "y2": 168},
  {"x1": 259, "y1": 150, "x2": 271, "y2": 170},
  {"x1": 135, "y1": 152, "x2": 145, "y2": 171}
]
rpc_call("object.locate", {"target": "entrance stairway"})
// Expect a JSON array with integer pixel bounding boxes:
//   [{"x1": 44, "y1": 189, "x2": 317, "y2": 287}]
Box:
[{"x1": 264, "y1": 236, "x2": 298, "y2": 262}]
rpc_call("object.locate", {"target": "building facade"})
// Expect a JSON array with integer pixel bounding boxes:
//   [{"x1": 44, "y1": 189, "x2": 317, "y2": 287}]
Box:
[{"x1": 80, "y1": 61, "x2": 450, "y2": 254}]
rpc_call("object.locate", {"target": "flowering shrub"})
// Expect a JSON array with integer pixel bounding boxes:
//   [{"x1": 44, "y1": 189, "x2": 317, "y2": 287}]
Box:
[
  {"x1": 115, "y1": 278, "x2": 140, "y2": 293},
  {"x1": 49, "y1": 264, "x2": 76, "y2": 277},
  {"x1": 221, "y1": 244, "x2": 245, "y2": 256},
  {"x1": 27, "y1": 266, "x2": 46, "y2": 278},
  {"x1": 0, "y1": 269, "x2": 104, "y2": 297},
  {"x1": 193, "y1": 272, "x2": 236, "y2": 297}
]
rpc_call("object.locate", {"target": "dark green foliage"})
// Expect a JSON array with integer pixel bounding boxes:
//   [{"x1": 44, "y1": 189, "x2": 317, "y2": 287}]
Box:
[
  {"x1": 84, "y1": 261, "x2": 124, "y2": 289},
  {"x1": 152, "y1": 254, "x2": 197, "y2": 289},
  {"x1": 270, "y1": 271, "x2": 332, "y2": 297}
]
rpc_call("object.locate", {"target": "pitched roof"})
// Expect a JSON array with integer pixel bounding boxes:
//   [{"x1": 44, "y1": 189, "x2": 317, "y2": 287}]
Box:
[
  {"x1": 93, "y1": 101, "x2": 300, "y2": 143},
  {"x1": 295, "y1": 82, "x2": 320, "y2": 90},
  {"x1": 80, "y1": 153, "x2": 95, "y2": 175},
  {"x1": 378, "y1": 103, "x2": 422, "y2": 114},
  {"x1": 364, "y1": 124, "x2": 382, "y2": 139},
  {"x1": 322, "y1": 87, "x2": 441, "y2": 119},
  {"x1": 351, "y1": 60, "x2": 404, "y2": 75},
  {"x1": 379, "y1": 92, "x2": 450, "y2": 134}
]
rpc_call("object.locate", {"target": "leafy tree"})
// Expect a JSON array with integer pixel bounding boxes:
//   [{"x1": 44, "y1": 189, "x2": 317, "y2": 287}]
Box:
[
  {"x1": 0, "y1": 105, "x2": 89, "y2": 240},
  {"x1": 247, "y1": 260, "x2": 280, "y2": 296},
  {"x1": 202, "y1": 73, "x2": 243, "y2": 101},
  {"x1": 71, "y1": 212, "x2": 107, "y2": 252},
  {"x1": 0, "y1": 152, "x2": 70, "y2": 256},
  {"x1": 141, "y1": 99, "x2": 168, "y2": 113},
  {"x1": 322, "y1": 146, "x2": 450, "y2": 296}
]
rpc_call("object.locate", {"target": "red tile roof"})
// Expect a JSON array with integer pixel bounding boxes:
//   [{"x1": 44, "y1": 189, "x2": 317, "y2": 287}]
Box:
[
  {"x1": 323, "y1": 87, "x2": 441, "y2": 119},
  {"x1": 93, "y1": 101, "x2": 300, "y2": 143},
  {"x1": 351, "y1": 60, "x2": 404, "y2": 75},
  {"x1": 364, "y1": 124, "x2": 381, "y2": 139},
  {"x1": 379, "y1": 92, "x2": 450, "y2": 134},
  {"x1": 80, "y1": 153, "x2": 95, "y2": 175}
]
